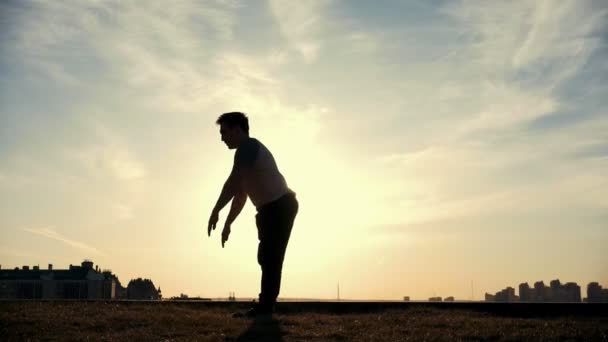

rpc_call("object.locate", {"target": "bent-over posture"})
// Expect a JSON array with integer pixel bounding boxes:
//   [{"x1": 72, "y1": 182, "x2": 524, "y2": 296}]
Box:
[{"x1": 208, "y1": 112, "x2": 298, "y2": 317}]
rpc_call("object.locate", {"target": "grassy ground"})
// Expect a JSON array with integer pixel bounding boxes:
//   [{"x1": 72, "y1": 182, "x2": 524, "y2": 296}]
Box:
[{"x1": 1, "y1": 302, "x2": 607, "y2": 341}]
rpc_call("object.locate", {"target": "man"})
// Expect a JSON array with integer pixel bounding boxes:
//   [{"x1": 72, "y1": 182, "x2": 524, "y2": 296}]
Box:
[{"x1": 208, "y1": 112, "x2": 298, "y2": 318}]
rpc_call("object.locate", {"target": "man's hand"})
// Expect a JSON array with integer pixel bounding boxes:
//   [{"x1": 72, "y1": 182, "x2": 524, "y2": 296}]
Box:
[
  {"x1": 221, "y1": 224, "x2": 231, "y2": 248},
  {"x1": 208, "y1": 210, "x2": 219, "y2": 237}
]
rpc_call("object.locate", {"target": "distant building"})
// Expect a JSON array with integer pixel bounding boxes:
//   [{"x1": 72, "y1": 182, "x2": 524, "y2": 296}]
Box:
[
  {"x1": 562, "y1": 282, "x2": 582, "y2": 302},
  {"x1": 403, "y1": 296, "x2": 410, "y2": 302},
  {"x1": 587, "y1": 282, "x2": 608, "y2": 303},
  {"x1": 104, "y1": 271, "x2": 127, "y2": 299},
  {"x1": 428, "y1": 297, "x2": 442, "y2": 302},
  {"x1": 534, "y1": 281, "x2": 548, "y2": 302},
  {"x1": 170, "y1": 294, "x2": 211, "y2": 301},
  {"x1": 0, "y1": 260, "x2": 124, "y2": 300},
  {"x1": 498, "y1": 287, "x2": 518, "y2": 302},
  {"x1": 519, "y1": 280, "x2": 581, "y2": 302},
  {"x1": 444, "y1": 296, "x2": 455, "y2": 302},
  {"x1": 126, "y1": 278, "x2": 161, "y2": 300},
  {"x1": 486, "y1": 287, "x2": 518, "y2": 302},
  {"x1": 519, "y1": 283, "x2": 532, "y2": 302}
]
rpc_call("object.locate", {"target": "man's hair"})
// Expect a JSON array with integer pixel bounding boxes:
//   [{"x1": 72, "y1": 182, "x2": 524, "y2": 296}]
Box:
[{"x1": 216, "y1": 112, "x2": 249, "y2": 134}]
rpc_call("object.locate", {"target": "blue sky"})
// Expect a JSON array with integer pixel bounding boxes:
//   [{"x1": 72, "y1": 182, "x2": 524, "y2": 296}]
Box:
[{"x1": 1, "y1": 0, "x2": 607, "y2": 300}]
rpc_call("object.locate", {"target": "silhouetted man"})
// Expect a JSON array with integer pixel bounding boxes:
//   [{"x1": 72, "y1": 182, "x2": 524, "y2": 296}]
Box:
[{"x1": 208, "y1": 112, "x2": 298, "y2": 318}]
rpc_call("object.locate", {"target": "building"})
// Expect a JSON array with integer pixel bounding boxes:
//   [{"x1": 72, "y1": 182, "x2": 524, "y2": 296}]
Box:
[
  {"x1": 0, "y1": 260, "x2": 125, "y2": 300},
  {"x1": 560, "y1": 282, "x2": 582, "y2": 302},
  {"x1": 519, "y1": 283, "x2": 533, "y2": 302},
  {"x1": 519, "y1": 280, "x2": 581, "y2": 302},
  {"x1": 444, "y1": 296, "x2": 455, "y2": 302},
  {"x1": 428, "y1": 297, "x2": 442, "y2": 302},
  {"x1": 533, "y1": 281, "x2": 549, "y2": 301},
  {"x1": 485, "y1": 287, "x2": 518, "y2": 302},
  {"x1": 126, "y1": 278, "x2": 161, "y2": 300},
  {"x1": 497, "y1": 287, "x2": 518, "y2": 302},
  {"x1": 587, "y1": 282, "x2": 608, "y2": 303}
]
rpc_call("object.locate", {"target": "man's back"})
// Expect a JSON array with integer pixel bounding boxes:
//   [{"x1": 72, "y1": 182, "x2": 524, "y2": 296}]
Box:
[{"x1": 235, "y1": 137, "x2": 294, "y2": 208}]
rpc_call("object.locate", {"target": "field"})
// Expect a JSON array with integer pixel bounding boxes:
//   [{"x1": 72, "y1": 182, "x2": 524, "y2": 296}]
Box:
[{"x1": 1, "y1": 301, "x2": 607, "y2": 341}]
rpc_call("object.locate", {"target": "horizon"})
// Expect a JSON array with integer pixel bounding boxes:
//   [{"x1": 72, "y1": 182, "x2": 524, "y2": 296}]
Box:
[
  {"x1": 1, "y1": 1, "x2": 607, "y2": 301},
  {"x1": 1, "y1": 259, "x2": 605, "y2": 301}
]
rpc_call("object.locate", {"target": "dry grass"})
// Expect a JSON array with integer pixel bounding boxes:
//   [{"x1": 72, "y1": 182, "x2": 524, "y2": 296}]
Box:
[{"x1": 1, "y1": 301, "x2": 607, "y2": 341}]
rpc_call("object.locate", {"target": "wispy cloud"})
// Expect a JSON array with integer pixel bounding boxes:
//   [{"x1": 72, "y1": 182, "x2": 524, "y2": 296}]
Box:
[
  {"x1": 441, "y1": 0, "x2": 606, "y2": 134},
  {"x1": 62, "y1": 120, "x2": 147, "y2": 181},
  {"x1": 269, "y1": 0, "x2": 332, "y2": 62},
  {"x1": 113, "y1": 203, "x2": 134, "y2": 220},
  {"x1": 23, "y1": 227, "x2": 106, "y2": 256},
  {"x1": 375, "y1": 112, "x2": 608, "y2": 226},
  {"x1": 5, "y1": 0, "x2": 241, "y2": 113}
]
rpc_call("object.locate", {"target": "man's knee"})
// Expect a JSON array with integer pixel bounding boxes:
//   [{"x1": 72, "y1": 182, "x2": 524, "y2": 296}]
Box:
[{"x1": 258, "y1": 251, "x2": 280, "y2": 270}]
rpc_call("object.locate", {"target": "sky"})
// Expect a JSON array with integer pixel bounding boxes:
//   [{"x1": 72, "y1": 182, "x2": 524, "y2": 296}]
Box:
[{"x1": 1, "y1": 0, "x2": 607, "y2": 301}]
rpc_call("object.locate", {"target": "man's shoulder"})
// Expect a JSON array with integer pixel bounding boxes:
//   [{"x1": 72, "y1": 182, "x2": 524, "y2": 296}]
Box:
[
  {"x1": 235, "y1": 137, "x2": 261, "y2": 167},
  {"x1": 238, "y1": 137, "x2": 262, "y2": 152},
  {"x1": 249, "y1": 137, "x2": 264, "y2": 146}
]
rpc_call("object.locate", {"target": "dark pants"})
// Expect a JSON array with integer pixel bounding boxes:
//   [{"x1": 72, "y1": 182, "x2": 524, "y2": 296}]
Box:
[{"x1": 255, "y1": 192, "x2": 298, "y2": 309}]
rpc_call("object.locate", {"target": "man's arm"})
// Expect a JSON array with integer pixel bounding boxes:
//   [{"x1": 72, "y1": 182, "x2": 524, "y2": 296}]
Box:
[
  {"x1": 212, "y1": 164, "x2": 243, "y2": 214},
  {"x1": 209, "y1": 138, "x2": 256, "y2": 238},
  {"x1": 220, "y1": 182, "x2": 246, "y2": 248},
  {"x1": 212, "y1": 177, "x2": 236, "y2": 214},
  {"x1": 225, "y1": 190, "x2": 247, "y2": 227},
  {"x1": 208, "y1": 165, "x2": 243, "y2": 237}
]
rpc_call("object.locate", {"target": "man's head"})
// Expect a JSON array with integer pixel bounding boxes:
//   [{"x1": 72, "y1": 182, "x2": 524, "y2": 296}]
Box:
[{"x1": 216, "y1": 112, "x2": 249, "y2": 149}]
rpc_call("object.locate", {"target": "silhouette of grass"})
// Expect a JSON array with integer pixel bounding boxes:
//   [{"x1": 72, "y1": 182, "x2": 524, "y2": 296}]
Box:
[{"x1": 1, "y1": 302, "x2": 607, "y2": 341}]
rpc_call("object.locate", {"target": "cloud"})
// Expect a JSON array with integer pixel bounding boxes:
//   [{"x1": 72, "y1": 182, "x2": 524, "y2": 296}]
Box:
[
  {"x1": 5, "y1": 1, "x2": 241, "y2": 113},
  {"x1": 23, "y1": 227, "x2": 106, "y2": 256},
  {"x1": 439, "y1": 0, "x2": 606, "y2": 134},
  {"x1": 344, "y1": 32, "x2": 381, "y2": 55},
  {"x1": 375, "y1": 113, "x2": 608, "y2": 226},
  {"x1": 457, "y1": 80, "x2": 558, "y2": 134},
  {"x1": 62, "y1": 120, "x2": 147, "y2": 181},
  {"x1": 510, "y1": 0, "x2": 605, "y2": 73},
  {"x1": 268, "y1": 0, "x2": 332, "y2": 62},
  {"x1": 113, "y1": 203, "x2": 134, "y2": 220}
]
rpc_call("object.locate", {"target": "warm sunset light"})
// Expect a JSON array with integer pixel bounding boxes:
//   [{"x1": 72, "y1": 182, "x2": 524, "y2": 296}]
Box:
[{"x1": 1, "y1": 0, "x2": 607, "y2": 305}]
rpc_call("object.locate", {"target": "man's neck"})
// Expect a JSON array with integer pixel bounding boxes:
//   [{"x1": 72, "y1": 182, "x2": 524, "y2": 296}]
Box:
[{"x1": 235, "y1": 134, "x2": 250, "y2": 148}]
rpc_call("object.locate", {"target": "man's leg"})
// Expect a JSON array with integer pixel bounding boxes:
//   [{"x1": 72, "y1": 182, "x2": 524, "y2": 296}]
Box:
[{"x1": 256, "y1": 195, "x2": 298, "y2": 311}]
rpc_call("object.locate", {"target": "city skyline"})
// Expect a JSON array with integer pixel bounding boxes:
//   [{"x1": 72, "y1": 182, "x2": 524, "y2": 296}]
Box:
[
  {"x1": 2, "y1": 259, "x2": 607, "y2": 302},
  {"x1": 1, "y1": 1, "x2": 607, "y2": 300}
]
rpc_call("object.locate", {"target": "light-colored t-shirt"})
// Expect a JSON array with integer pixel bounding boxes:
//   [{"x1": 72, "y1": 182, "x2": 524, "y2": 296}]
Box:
[{"x1": 234, "y1": 137, "x2": 294, "y2": 208}]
